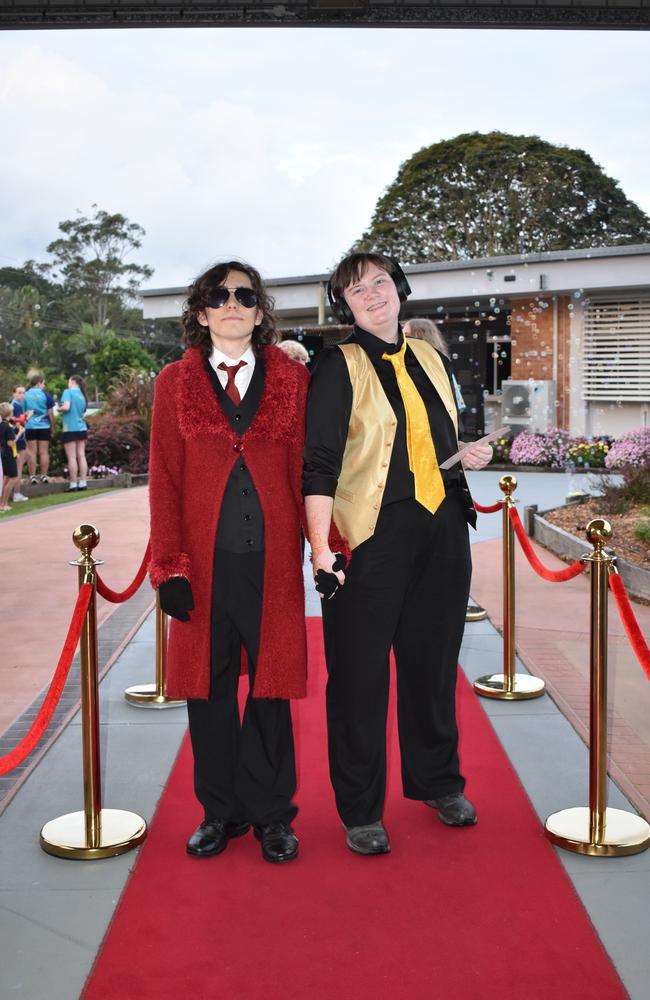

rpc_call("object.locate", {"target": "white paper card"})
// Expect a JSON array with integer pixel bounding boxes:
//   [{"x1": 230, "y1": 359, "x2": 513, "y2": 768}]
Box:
[{"x1": 439, "y1": 427, "x2": 509, "y2": 470}]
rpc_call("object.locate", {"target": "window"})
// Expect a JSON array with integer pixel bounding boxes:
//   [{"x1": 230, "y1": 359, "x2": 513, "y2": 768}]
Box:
[{"x1": 583, "y1": 298, "x2": 650, "y2": 401}]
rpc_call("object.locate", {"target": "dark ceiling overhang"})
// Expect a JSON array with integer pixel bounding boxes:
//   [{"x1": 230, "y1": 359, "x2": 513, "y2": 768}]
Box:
[{"x1": 1, "y1": 1, "x2": 649, "y2": 32}]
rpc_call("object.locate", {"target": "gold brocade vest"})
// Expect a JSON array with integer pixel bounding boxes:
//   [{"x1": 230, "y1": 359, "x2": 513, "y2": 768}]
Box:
[{"x1": 333, "y1": 338, "x2": 459, "y2": 551}]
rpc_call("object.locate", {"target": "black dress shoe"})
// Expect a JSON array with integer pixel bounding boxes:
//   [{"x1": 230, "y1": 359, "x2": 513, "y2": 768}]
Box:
[
  {"x1": 186, "y1": 818, "x2": 250, "y2": 857},
  {"x1": 344, "y1": 821, "x2": 391, "y2": 855},
  {"x1": 425, "y1": 792, "x2": 477, "y2": 826},
  {"x1": 253, "y1": 823, "x2": 299, "y2": 864}
]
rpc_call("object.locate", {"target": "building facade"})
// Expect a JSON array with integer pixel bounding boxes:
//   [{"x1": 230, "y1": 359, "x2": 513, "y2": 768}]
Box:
[{"x1": 141, "y1": 244, "x2": 650, "y2": 442}]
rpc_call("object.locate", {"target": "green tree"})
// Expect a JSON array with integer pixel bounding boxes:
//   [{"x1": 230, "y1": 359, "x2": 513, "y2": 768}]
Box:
[
  {"x1": 352, "y1": 132, "x2": 650, "y2": 262},
  {"x1": 0, "y1": 283, "x2": 59, "y2": 369},
  {"x1": 35, "y1": 204, "x2": 153, "y2": 329},
  {"x1": 92, "y1": 335, "x2": 158, "y2": 394},
  {"x1": 0, "y1": 264, "x2": 61, "y2": 298}
]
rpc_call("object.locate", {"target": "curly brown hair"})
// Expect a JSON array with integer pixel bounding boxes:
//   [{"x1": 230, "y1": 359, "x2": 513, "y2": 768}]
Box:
[{"x1": 182, "y1": 260, "x2": 277, "y2": 358}]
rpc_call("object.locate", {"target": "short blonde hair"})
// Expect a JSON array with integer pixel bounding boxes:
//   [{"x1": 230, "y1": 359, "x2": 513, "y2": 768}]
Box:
[
  {"x1": 0, "y1": 402, "x2": 12, "y2": 419},
  {"x1": 404, "y1": 317, "x2": 449, "y2": 359},
  {"x1": 278, "y1": 339, "x2": 310, "y2": 364}
]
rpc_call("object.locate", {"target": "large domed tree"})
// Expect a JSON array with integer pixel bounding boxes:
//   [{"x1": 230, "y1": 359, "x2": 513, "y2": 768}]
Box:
[{"x1": 351, "y1": 131, "x2": 650, "y2": 262}]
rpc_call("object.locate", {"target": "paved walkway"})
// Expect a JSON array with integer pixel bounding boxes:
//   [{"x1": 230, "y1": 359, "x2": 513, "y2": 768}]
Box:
[
  {"x1": 470, "y1": 536, "x2": 650, "y2": 820},
  {"x1": 1, "y1": 487, "x2": 152, "y2": 737},
  {"x1": 465, "y1": 467, "x2": 650, "y2": 820}
]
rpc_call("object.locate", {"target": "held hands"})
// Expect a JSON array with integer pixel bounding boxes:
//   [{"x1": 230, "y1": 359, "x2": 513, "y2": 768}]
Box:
[
  {"x1": 461, "y1": 443, "x2": 493, "y2": 471},
  {"x1": 312, "y1": 548, "x2": 347, "y2": 600},
  {"x1": 158, "y1": 576, "x2": 194, "y2": 621}
]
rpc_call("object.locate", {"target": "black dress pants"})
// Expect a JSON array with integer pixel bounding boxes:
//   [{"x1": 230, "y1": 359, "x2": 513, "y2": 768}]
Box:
[
  {"x1": 322, "y1": 493, "x2": 471, "y2": 827},
  {"x1": 186, "y1": 550, "x2": 297, "y2": 826}
]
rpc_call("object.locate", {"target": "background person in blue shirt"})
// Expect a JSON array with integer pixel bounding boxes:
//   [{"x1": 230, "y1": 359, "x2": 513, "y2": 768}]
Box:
[
  {"x1": 59, "y1": 375, "x2": 89, "y2": 491},
  {"x1": 23, "y1": 373, "x2": 55, "y2": 484},
  {"x1": 10, "y1": 384, "x2": 31, "y2": 501}
]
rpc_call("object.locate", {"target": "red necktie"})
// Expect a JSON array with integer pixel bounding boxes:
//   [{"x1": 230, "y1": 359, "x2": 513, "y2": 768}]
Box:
[{"x1": 218, "y1": 360, "x2": 247, "y2": 406}]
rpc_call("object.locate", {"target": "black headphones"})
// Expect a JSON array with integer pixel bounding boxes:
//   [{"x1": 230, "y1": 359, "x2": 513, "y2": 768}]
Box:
[{"x1": 326, "y1": 257, "x2": 412, "y2": 325}]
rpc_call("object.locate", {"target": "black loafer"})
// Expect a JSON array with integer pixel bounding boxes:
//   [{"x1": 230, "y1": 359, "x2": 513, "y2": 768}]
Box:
[
  {"x1": 425, "y1": 792, "x2": 477, "y2": 826},
  {"x1": 344, "y1": 821, "x2": 391, "y2": 855},
  {"x1": 186, "y1": 818, "x2": 250, "y2": 857},
  {"x1": 253, "y1": 823, "x2": 299, "y2": 864}
]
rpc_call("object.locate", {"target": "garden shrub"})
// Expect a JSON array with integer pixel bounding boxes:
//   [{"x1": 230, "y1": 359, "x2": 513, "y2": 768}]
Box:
[
  {"x1": 604, "y1": 427, "x2": 650, "y2": 469},
  {"x1": 597, "y1": 460, "x2": 650, "y2": 514},
  {"x1": 509, "y1": 428, "x2": 571, "y2": 468},
  {"x1": 565, "y1": 437, "x2": 612, "y2": 469},
  {"x1": 85, "y1": 414, "x2": 149, "y2": 473},
  {"x1": 106, "y1": 367, "x2": 155, "y2": 431},
  {"x1": 633, "y1": 519, "x2": 650, "y2": 545},
  {"x1": 489, "y1": 434, "x2": 511, "y2": 464},
  {"x1": 508, "y1": 429, "x2": 611, "y2": 469}
]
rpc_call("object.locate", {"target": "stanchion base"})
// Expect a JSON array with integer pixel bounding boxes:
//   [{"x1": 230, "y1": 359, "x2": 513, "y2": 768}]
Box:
[
  {"x1": 545, "y1": 807, "x2": 650, "y2": 857},
  {"x1": 465, "y1": 604, "x2": 488, "y2": 622},
  {"x1": 40, "y1": 808, "x2": 147, "y2": 860},
  {"x1": 473, "y1": 673, "x2": 546, "y2": 700},
  {"x1": 124, "y1": 683, "x2": 186, "y2": 709}
]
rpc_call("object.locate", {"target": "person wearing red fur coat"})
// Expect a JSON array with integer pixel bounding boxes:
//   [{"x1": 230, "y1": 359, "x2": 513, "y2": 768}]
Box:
[{"x1": 148, "y1": 260, "x2": 308, "y2": 864}]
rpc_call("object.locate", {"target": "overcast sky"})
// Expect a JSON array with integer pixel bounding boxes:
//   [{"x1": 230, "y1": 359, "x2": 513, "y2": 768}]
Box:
[{"x1": 1, "y1": 27, "x2": 649, "y2": 290}]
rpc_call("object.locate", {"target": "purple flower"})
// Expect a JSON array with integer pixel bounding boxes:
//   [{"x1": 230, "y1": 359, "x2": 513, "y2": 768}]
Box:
[
  {"x1": 510, "y1": 428, "x2": 571, "y2": 468},
  {"x1": 605, "y1": 428, "x2": 650, "y2": 469}
]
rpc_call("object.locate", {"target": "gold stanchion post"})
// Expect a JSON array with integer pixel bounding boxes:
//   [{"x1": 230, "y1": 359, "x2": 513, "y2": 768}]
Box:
[
  {"x1": 474, "y1": 475, "x2": 546, "y2": 700},
  {"x1": 124, "y1": 593, "x2": 185, "y2": 708},
  {"x1": 545, "y1": 519, "x2": 650, "y2": 856},
  {"x1": 40, "y1": 524, "x2": 148, "y2": 860}
]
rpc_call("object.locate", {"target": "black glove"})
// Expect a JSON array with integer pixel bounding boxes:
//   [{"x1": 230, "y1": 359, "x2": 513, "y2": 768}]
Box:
[
  {"x1": 314, "y1": 552, "x2": 347, "y2": 600},
  {"x1": 158, "y1": 576, "x2": 194, "y2": 621}
]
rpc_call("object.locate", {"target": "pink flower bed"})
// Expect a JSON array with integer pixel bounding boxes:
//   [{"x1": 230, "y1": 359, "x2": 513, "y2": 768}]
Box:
[{"x1": 604, "y1": 428, "x2": 650, "y2": 469}]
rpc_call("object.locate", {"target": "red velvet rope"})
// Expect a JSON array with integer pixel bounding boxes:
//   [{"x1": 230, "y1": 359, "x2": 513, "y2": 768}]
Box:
[
  {"x1": 509, "y1": 507, "x2": 586, "y2": 583},
  {"x1": 609, "y1": 573, "x2": 650, "y2": 682},
  {"x1": 474, "y1": 500, "x2": 503, "y2": 514},
  {"x1": 0, "y1": 583, "x2": 93, "y2": 776},
  {"x1": 96, "y1": 540, "x2": 151, "y2": 603}
]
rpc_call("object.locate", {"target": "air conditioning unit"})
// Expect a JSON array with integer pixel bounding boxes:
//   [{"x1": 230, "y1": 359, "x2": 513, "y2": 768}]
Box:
[{"x1": 501, "y1": 380, "x2": 556, "y2": 433}]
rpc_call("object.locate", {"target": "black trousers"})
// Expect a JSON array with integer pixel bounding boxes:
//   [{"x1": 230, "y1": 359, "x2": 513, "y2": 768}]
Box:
[
  {"x1": 322, "y1": 493, "x2": 471, "y2": 827},
  {"x1": 186, "y1": 550, "x2": 297, "y2": 826}
]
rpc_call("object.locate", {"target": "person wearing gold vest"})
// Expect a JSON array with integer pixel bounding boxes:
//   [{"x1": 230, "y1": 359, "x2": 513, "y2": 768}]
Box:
[{"x1": 303, "y1": 252, "x2": 493, "y2": 856}]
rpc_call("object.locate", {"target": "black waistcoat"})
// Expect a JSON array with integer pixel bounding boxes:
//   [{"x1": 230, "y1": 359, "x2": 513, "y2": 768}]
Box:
[{"x1": 203, "y1": 357, "x2": 265, "y2": 553}]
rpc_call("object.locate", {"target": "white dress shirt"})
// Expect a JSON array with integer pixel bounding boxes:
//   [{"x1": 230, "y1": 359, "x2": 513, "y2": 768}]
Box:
[{"x1": 208, "y1": 344, "x2": 256, "y2": 401}]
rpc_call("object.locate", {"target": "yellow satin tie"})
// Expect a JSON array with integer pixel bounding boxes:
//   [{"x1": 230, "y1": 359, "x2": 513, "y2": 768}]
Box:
[{"x1": 382, "y1": 338, "x2": 445, "y2": 517}]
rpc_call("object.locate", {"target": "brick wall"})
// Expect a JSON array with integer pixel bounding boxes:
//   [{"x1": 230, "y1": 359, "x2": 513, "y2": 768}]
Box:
[{"x1": 509, "y1": 295, "x2": 570, "y2": 429}]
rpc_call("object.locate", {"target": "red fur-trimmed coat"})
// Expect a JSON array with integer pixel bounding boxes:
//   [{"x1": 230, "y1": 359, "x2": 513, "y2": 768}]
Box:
[{"x1": 148, "y1": 345, "x2": 309, "y2": 700}]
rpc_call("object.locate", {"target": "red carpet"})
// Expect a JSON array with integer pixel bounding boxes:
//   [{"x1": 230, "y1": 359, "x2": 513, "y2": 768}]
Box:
[{"x1": 83, "y1": 619, "x2": 626, "y2": 1000}]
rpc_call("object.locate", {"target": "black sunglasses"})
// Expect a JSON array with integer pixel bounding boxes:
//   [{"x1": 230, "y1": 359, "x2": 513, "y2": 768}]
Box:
[{"x1": 205, "y1": 286, "x2": 258, "y2": 309}]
